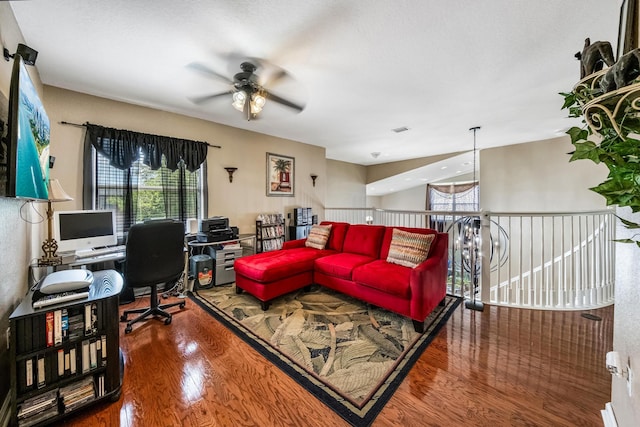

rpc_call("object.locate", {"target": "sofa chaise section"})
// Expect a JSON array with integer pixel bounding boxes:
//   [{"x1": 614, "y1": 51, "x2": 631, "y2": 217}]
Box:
[{"x1": 233, "y1": 222, "x2": 349, "y2": 309}]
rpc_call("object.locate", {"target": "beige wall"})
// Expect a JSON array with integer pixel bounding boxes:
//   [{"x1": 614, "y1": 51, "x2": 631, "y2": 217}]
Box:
[
  {"x1": 363, "y1": 136, "x2": 608, "y2": 214},
  {"x1": 378, "y1": 185, "x2": 426, "y2": 211},
  {"x1": 325, "y1": 159, "x2": 366, "y2": 207},
  {"x1": 366, "y1": 151, "x2": 466, "y2": 183},
  {"x1": 480, "y1": 136, "x2": 608, "y2": 212},
  {"x1": 366, "y1": 195, "x2": 381, "y2": 208},
  {"x1": 43, "y1": 86, "x2": 327, "y2": 234}
]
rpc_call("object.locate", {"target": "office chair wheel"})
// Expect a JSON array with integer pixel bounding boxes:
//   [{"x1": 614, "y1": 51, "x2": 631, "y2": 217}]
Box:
[
  {"x1": 179, "y1": 302, "x2": 186, "y2": 309},
  {"x1": 164, "y1": 317, "x2": 172, "y2": 325},
  {"x1": 125, "y1": 325, "x2": 132, "y2": 334},
  {"x1": 120, "y1": 314, "x2": 128, "y2": 322}
]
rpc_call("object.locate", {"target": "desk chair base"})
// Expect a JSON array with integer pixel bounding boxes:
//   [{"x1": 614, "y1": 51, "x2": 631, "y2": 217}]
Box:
[{"x1": 120, "y1": 283, "x2": 185, "y2": 334}]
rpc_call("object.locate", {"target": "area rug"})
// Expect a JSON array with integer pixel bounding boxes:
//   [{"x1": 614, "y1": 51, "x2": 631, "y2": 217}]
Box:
[{"x1": 190, "y1": 285, "x2": 460, "y2": 427}]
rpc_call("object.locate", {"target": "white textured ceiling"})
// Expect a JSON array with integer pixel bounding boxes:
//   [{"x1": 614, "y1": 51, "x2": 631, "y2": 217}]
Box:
[{"x1": 8, "y1": 0, "x2": 621, "y2": 194}]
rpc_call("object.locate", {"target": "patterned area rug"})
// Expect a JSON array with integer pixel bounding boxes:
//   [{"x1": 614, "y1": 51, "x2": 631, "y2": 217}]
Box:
[{"x1": 190, "y1": 285, "x2": 460, "y2": 427}]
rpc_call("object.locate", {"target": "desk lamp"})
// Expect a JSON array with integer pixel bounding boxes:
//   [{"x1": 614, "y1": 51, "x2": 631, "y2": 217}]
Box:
[{"x1": 38, "y1": 179, "x2": 73, "y2": 266}]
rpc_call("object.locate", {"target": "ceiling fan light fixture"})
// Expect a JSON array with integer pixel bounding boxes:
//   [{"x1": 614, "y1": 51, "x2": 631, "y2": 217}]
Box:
[
  {"x1": 251, "y1": 92, "x2": 266, "y2": 114},
  {"x1": 232, "y1": 90, "x2": 247, "y2": 112},
  {"x1": 253, "y1": 93, "x2": 266, "y2": 108}
]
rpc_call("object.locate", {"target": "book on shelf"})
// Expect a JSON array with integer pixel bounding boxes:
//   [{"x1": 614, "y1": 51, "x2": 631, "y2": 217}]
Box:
[
  {"x1": 84, "y1": 303, "x2": 97, "y2": 336},
  {"x1": 24, "y1": 358, "x2": 34, "y2": 390},
  {"x1": 69, "y1": 347, "x2": 77, "y2": 375},
  {"x1": 54, "y1": 309, "x2": 62, "y2": 346},
  {"x1": 67, "y1": 312, "x2": 84, "y2": 341},
  {"x1": 17, "y1": 388, "x2": 59, "y2": 426},
  {"x1": 89, "y1": 339, "x2": 97, "y2": 370},
  {"x1": 45, "y1": 312, "x2": 54, "y2": 347},
  {"x1": 81, "y1": 340, "x2": 90, "y2": 373},
  {"x1": 57, "y1": 349, "x2": 64, "y2": 378},
  {"x1": 97, "y1": 335, "x2": 107, "y2": 367},
  {"x1": 17, "y1": 388, "x2": 57, "y2": 419},
  {"x1": 36, "y1": 354, "x2": 45, "y2": 389},
  {"x1": 61, "y1": 308, "x2": 69, "y2": 341},
  {"x1": 18, "y1": 405, "x2": 58, "y2": 427},
  {"x1": 97, "y1": 374, "x2": 105, "y2": 397},
  {"x1": 64, "y1": 349, "x2": 70, "y2": 376},
  {"x1": 59, "y1": 376, "x2": 96, "y2": 412}
]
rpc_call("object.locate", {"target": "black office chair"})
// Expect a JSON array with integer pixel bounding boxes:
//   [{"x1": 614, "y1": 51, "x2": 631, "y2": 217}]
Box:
[{"x1": 120, "y1": 219, "x2": 187, "y2": 334}]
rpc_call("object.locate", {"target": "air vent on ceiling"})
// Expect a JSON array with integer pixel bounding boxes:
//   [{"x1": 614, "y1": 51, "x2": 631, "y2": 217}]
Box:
[{"x1": 392, "y1": 126, "x2": 409, "y2": 133}]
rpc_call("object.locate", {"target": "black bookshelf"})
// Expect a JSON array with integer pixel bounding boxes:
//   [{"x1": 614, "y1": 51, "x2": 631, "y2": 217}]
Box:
[
  {"x1": 9, "y1": 270, "x2": 123, "y2": 427},
  {"x1": 256, "y1": 213, "x2": 285, "y2": 253}
]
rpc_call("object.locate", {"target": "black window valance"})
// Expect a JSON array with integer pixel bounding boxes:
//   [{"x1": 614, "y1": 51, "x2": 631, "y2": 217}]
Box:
[{"x1": 84, "y1": 123, "x2": 208, "y2": 171}]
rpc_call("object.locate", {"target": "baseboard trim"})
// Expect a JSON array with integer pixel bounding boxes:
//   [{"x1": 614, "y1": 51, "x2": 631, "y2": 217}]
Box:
[
  {"x1": 601, "y1": 402, "x2": 618, "y2": 427},
  {"x1": 0, "y1": 392, "x2": 10, "y2": 427}
]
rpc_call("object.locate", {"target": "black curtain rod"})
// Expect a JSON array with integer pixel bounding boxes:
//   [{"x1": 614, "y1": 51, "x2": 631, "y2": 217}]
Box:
[{"x1": 58, "y1": 121, "x2": 222, "y2": 148}]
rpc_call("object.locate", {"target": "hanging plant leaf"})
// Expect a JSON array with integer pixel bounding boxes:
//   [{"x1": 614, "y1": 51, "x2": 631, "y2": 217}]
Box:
[
  {"x1": 566, "y1": 126, "x2": 590, "y2": 144},
  {"x1": 570, "y1": 140, "x2": 602, "y2": 163},
  {"x1": 560, "y1": 84, "x2": 640, "y2": 245},
  {"x1": 617, "y1": 215, "x2": 640, "y2": 229}
]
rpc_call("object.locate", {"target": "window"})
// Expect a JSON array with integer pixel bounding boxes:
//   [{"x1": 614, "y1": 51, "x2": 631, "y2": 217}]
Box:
[
  {"x1": 82, "y1": 123, "x2": 209, "y2": 240},
  {"x1": 427, "y1": 182, "x2": 478, "y2": 231},
  {"x1": 92, "y1": 149, "x2": 205, "y2": 240},
  {"x1": 428, "y1": 183, "x2": 479, "y2": 212}
]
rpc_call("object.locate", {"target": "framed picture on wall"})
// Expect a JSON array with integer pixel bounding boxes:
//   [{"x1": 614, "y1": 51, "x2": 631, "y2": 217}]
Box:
[{"x1": 266, "y1": 152, "x2": 294, "y2": 196}]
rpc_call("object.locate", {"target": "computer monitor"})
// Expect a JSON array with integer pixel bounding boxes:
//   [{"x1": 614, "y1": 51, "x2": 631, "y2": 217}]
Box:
[{"x1": 53, "y1": 209, "x2": 118, "y2": 254}]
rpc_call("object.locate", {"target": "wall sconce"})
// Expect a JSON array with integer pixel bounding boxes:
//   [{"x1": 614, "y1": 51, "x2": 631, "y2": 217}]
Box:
[
  {"x1": 310, "y1": 174, "x2": 318, "y2": 187},
  {"x1": 3, "y1": 43, "x2": 38, "y2": 65},
  {"x1": 224, "y1": 167, "x2": 238, "y2": 183}
]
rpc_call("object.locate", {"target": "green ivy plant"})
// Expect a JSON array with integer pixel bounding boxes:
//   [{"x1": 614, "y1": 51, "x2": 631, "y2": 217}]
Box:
[{"x1": 561, "y1": 88, "x2": 640, "y2": 246}]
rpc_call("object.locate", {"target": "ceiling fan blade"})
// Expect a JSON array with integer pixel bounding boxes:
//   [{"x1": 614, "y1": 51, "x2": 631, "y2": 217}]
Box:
[
  {"x1": 189, "y1": 90, "x2": 233, "y2": 105},
  {"x1": 262, "y1": 68, "x2": 291, "y2": 88},
  {"x1": 186, "y1": 62, "x2": 232, "y2": 84},
  {"x1": 265, "y1": 90, "x2": 305, "y2": 112}
]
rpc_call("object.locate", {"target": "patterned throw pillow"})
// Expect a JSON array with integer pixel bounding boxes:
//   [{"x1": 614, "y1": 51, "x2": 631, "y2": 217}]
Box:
[
  {"x1": 386, "y1": 229, "x2": 435, "y2": 268},
  {"x1": 305, "y1": 224, "x2": 332, "y2": 250}
]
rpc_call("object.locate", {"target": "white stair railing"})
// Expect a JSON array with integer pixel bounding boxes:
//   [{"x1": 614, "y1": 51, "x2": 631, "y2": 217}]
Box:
[
  {"x1": 487, "y1": 211, "x2": 615, "y2": 309},
  {"x1": 323, "y1": 208, "x2": 615, "y2": 310}
]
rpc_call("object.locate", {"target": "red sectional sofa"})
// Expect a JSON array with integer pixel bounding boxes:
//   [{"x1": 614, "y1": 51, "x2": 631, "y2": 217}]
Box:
[{"x1": 233, "y1": 222, "x2": 448, "y2": 332}]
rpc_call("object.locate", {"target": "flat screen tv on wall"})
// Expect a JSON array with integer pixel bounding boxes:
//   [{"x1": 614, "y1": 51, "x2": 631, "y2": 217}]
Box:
[{"x1": 1, "y1": 53, "x2": 50, "y2": 200}]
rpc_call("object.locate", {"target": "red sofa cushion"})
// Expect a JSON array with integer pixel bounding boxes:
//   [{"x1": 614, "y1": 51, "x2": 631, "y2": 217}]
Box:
[
  {"x1": 314, "y1": 252, "x2": 375, "y2": 280},
  {"x1": 352, "y1": 260, "x2": 411, "y2": 298},
  {"x1": 319, "y1": 221, "x2": 350, "y2": 252},
  {"x1": 234, "y1": 247, "x2": 334, "y2": 283},
  {"x1": 379, "y1": 226, "x2": 438, "y2": 260},
  {"x1": 341, "y1": 224, "x2": 385, "y2": 258}
]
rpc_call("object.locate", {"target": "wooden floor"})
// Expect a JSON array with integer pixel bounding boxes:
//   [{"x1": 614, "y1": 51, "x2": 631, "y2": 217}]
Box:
[{"x1": 61, "y1": 294, "x2": 613, "y2": 427}]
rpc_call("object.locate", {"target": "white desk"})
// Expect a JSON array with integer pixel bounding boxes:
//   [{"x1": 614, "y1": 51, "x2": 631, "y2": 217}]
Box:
[
  {"x1": 68, "y1": 251, "x2": 126, "y2": 267},
  {"x1": 29, "y1": 252, "x2": 126, "y2": 289},
  {"x1": 187, "y1": 233, "x2": 255, "y2": 255}
]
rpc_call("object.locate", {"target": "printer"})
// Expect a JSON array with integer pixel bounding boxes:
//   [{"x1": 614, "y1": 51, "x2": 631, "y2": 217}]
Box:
[
  {"x1": 199, "y1": 216, "x2": 229, "y2": 233},
  {"x1": 197, "y1": 216, "x2": 237, "y2": 243}
]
